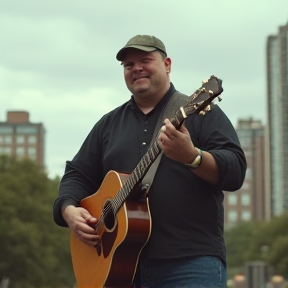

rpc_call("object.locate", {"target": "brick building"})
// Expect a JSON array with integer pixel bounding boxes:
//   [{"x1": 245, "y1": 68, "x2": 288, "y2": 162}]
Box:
[
  {"x1": 224, "y1": 118, "x2": 266, "y2": 228},
  {"x1": 0, "y1": 111, "x2": 45, "y2": 167}
]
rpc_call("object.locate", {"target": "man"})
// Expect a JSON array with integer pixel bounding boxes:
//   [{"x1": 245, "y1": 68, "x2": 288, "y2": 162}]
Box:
[{"x1": 53, "y1": 35, "x2": 246, "y2": 288}]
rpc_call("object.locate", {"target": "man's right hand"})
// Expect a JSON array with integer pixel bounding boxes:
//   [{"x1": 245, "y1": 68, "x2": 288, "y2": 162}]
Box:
[{"x1": 62, "y1": 205, "x2": 100, "y2": 247}]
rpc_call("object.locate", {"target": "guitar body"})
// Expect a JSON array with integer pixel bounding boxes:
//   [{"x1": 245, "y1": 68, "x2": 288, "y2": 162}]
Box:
[{"x1": 70, "y1": 170, "x2": 152, "y2": 288}]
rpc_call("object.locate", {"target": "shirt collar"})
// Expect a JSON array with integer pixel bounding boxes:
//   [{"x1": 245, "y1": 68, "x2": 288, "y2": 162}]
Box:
[{"x1": 128, "y1": 83, "x2": 176, "y2": 113}]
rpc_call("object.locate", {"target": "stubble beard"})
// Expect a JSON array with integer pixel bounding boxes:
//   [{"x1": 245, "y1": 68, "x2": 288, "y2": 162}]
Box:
[
  {"x1": 135, "y1": 86, "x2": 149, "y2": 94},
  {"x1": 132, "y1": 79, "x2": 151, "y2": 96}
]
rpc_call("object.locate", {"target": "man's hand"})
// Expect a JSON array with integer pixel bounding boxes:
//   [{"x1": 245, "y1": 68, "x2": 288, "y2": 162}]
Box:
[
  {"x1": 62, "y1": 205, "x2": 100, "y2": 247},
  {"x1": 157, "y1": 118, "x2": 219, "y2": 184},
  {"x1": 157, "y1": 119, "x2": 198, "y2": 164}
]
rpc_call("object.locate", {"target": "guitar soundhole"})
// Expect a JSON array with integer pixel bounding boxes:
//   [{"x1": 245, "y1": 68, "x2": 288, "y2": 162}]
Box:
[{"x1": 103, "y1": 200, "x2": 116, "y2": 230}]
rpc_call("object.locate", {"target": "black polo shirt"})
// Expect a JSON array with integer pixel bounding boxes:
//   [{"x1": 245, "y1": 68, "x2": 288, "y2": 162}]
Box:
[{"x1": 53, "y1": 83, "x2": 246, "y2": 263}]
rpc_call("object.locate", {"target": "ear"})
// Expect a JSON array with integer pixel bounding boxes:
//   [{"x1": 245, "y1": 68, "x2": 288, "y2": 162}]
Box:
[{"x1": 164, "y1": 57, "x2": 172, "y2": 73}]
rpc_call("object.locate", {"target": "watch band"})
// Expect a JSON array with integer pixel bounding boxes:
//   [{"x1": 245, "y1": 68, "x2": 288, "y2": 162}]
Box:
[{"x1": 185, "y1": 148, "x2": 203, "y2": 169}]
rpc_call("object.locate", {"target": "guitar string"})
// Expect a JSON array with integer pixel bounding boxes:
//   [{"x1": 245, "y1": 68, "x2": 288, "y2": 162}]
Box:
[
  {"x1": 92, "y1": 79, "x2": 221, "y2": 232},
  {"x1": 93, "y1": 98, "x2": 203, "y2": 231},
  {"x1": 92, "y1": 94, "x2": 210, "y2": 229},
  {"x1": 93, "y1": 142, "x2": 160, "y2": 231}
]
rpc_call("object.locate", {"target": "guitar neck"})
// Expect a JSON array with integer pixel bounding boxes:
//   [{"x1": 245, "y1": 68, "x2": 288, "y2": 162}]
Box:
[
  {"x1": 112, "y1": 75, "x2": 223, "y2": 213},
  {"x1": 113, "y1": 141, "x2": 160, "y2": 212},
  {"x1": 113, "y1": 106, "x2": 188, "y2": 213}
]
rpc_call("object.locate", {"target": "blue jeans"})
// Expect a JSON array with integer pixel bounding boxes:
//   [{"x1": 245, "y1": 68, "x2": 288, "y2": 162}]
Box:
[{"x1": 134, "y1": 256, "x2": 226, "y2": 288}]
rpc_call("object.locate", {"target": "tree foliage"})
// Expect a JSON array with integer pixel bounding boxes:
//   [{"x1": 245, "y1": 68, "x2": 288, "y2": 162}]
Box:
[
  {"x1": 225, "y1": 214, "x2": 288, "y2": 279},
  {"x1": 2, "y1": 154, "x2": 288, "y2": 285},
  {"x1": 225, "y1": 221, "x2": 257, "y2": 268},
  {"x1": 0, "y1": 155, "x2": 75, "y2": 288}
]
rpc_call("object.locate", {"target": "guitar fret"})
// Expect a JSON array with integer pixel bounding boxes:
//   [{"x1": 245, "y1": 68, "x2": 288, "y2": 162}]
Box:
[
  {"x1": 143, "y1": 154, "x2": 150, "y2": 169},
  {"x1": 109, "y1": 76, "x2": 223, "y2": 214}
]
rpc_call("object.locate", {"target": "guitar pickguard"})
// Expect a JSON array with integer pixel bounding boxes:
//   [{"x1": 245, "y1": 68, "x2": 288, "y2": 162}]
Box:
[{"x1": 102, "y1": 222, "x2": 119, "y2": 258}]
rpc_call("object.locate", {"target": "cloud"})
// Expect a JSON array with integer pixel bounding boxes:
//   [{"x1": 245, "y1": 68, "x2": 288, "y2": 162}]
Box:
[{"x1": 0, "y1": 0, "x2": 287, "y2": 177}]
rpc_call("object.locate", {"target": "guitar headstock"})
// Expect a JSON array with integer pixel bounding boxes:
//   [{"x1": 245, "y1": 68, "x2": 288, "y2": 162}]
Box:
[
  {"x1": 185, "y1": 75, "x2": 223, "y2": 116},
  {"x1": 171, "y1": 75, "x2": 223, "y2": 128}
]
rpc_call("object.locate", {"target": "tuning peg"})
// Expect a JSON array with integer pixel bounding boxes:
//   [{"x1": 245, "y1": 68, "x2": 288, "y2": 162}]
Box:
[
  {"x1": 202, "y1": 79, "x2": 208, "y2": 84},
  {"x1": 218, "y1": 96, "x2": 222, "y2": 102},
  {"x1": 199, "y1": 111, "x2": 206, "y2": 115},
  {"x1": 204, "y1": 105, "x2": 211, "y2": 112},
  {"x1": 209, "y1": 90, "x2": 214, "y2": 96}
]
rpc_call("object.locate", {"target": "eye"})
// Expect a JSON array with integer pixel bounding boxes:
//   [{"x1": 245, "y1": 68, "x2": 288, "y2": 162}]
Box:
[
  {"x1": 123, "y1": 62, "x2": 133, "y2": 70},
  {"x1": 142, "y1": 57, "x2": 151, "y2": 63}
]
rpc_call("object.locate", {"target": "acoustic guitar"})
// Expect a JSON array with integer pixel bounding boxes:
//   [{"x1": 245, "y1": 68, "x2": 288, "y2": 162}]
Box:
[{"x1": 70, "y1": 75, "x2": 224, "y2": 288}]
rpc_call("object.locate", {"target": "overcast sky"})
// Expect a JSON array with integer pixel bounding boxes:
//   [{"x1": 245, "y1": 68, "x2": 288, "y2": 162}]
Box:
[{"x1": 1, "y1": 0, "x2": 287, "y2": 178}]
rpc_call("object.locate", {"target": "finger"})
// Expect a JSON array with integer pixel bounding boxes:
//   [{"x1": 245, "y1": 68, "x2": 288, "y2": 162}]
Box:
[
  {"x1": 160, "y1": 125, "x2": 166, "y2": 133},
  {"x1": 79, "y1": 233, "x2": 101, "y2": 247},
  {"x1": 157, "y1": 138, "x2": 165, "y2": 149},
  {"x1": 162, "y1": 120, "x2": 178, "y2": 139},
  {"x1": 79, "y1": 230, "x2": 100, "y2": 241},
  {"x1": 80, "y1": 223, "x2": 98, "y2": 234},
  {"x1": 86, "y1": 216, "x2": 98, "y2": 226},
  {"x1": 81, "y1": 209, "x2": 97, "y2": 222},
  {"x1": 179, "y1": 121, "x2": 189, "y2": 134},
  {"x1": 80, "y1": 210, "x2": 98, "y2": 227}
]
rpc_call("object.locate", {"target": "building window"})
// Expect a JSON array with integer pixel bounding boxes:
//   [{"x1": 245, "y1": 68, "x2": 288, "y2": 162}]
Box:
[
  {"x1": 2, "y1": 135, "x2": 12, "y2": 144},
  {"x1": 0, "y1": 135, "x2": 13, "y2": 144},
  {"x1": 244, "y1": 150, "x2": 251, "y2": 157},
  {"x1": 16, "y1": 126, "x2": 38, "y2": 134},
  {"x1": 16, "y1": 147, "x2": 25, "y2": 157},
  {"x1": 28, "y1": 135, "x2": 37, "y2": 144},
  {"x1": 228, "y1": 211, "x2": 238, "y2": 222},
  {"x1": 241, "y1": 211, "x2": 251, "y2": 221},
  {"x1": 240, "y1": 137, "x2": 251, "y2": 148},
  {"x1": 0, "y1": 147, "x2": 12, "y2": 155},
  {"x1": 228, "y1": 194, "x2": 237, "y2": 205},
  {"x1": 241, "y1": 182, "x2": 249, "y2": 190},
  {"x1": 245, "y1": 167, "x2": 252, "y2": 179},
  {"x1": 28, "y1": 147, "x2": 36, "y2": 159},
  {"x1": 241, "y1": 194, "x2": 250, "y2": 206},
  {"x1": 16, "y1": 135, "x2": 25, "y2": 144},
  {"x1": 0, "y1": 126, "x2": 13, "y2": 134}
]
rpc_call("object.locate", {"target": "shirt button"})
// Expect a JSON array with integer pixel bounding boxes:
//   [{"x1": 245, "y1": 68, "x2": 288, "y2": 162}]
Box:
[
  {"x1": 142, "y1": 142, "x2": 147, "y2": 146},
  {"x1": 144, "y1": 129, "x2": 147, "y2": 132}
]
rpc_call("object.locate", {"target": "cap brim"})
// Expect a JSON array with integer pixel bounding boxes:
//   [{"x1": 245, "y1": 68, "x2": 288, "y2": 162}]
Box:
[{"x1": 116, "y1": 45, "x2": 157, "y2": 61}]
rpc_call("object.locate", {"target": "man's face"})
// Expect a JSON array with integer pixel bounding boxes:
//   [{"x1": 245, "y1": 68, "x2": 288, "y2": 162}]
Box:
[{"x1": 121, "y1": 48, "x2": 171, "y2": 98}]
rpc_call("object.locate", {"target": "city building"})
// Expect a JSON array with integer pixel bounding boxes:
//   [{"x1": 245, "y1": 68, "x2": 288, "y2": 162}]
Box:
[
  {"x1": 0, "y1": 111, "x2": 45, "y2": 167},
  {"x1": 266, "y1": 21, "x2": 288, "y2": 216},
  {"x1": 224, "y1": 118, "x2": 266, "y2": 228}
]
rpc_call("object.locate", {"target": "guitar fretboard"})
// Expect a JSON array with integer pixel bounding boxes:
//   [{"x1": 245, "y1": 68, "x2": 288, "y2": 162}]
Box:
[
  {"x1": 108, "y1": 75, "x2": 223, "y2": 215},
  {"x1": 113, "y1": 140, "x2": 162, "y2": 213}
]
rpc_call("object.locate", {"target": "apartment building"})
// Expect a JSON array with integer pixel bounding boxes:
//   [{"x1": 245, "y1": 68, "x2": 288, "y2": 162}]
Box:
[
  {"x1": 266, "y1": 21, "x2": 288, "y2": 216},
  {"x1": 224, "y1": 118, "x2": 266, "y2": 228},
  {"x1": 0, "y1": 111, "x2": 45, "y2": 167}
]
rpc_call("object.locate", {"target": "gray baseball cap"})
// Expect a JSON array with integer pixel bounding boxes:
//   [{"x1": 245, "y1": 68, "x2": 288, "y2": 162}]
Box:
[{"x1": 116, "y1": 35, "x2": 167, "y2": 61}]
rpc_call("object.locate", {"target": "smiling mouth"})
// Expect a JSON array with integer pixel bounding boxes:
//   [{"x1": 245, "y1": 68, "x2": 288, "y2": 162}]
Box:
[{"x1": 133, "y1": 76, "x2": 148, "y2": 82}]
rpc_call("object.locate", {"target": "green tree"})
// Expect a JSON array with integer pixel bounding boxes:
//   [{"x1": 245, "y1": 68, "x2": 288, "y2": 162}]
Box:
[
  {"x1": 0, "y1": 155, "x2": 75, "y2": 288},
  {"x1": 245, "y1": 214, "x2": 288, "y2": 278},
  {"x1": 268, "y1": 235, "x2": 288, "y2": 277},
  {"x1": 225, "y1": 221, "x2": 260, "y2": 278},
  {"x1": 225, "y1": 214, "x2": 288, "y2": 280}
]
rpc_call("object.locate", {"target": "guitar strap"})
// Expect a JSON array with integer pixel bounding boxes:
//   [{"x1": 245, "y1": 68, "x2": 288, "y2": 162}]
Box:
[{"x1": 142, "y1": 90, "x2": 188, "y2": 193}]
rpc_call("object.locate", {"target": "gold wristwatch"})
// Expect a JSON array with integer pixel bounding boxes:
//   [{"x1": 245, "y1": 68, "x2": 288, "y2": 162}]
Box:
[{"x1": 185, "y1": 148, "x2": 203, "y2": 169}]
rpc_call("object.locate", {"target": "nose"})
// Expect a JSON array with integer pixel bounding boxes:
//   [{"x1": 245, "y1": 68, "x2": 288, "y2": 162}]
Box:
[{"x1": 133, "y1": 61, "x2": 144, "y2": 72}]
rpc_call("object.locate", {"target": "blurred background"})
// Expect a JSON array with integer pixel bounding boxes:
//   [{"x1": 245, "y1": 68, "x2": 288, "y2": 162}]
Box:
[{"x1": 1, "y1": 0, "x2": 288, "y2": 287}]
